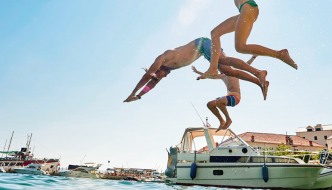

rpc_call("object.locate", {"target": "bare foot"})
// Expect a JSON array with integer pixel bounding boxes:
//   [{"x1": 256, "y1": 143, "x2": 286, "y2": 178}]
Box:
[
  {"x1": 262, "y1": 81, "x2": 269, "y2": 100},
  {"x1": 197, "y1": 68, "x2": 219, "y2": 80},
  {"x1": 215, "y1": 120, "x2": 226, "y2": 132},
  {"x1": 221, "y1": 120, "x2": 226, "y2": 127},
  {"x1": 255, "y1": 70, "x2": 267, "y2": 87},
  {"x1": 222, "y1": 119, "x2": 232, "y2": 130},
  {"x1": 279, "y1": 49, "x2": 298, "y2": 70},
  {"x1": 216, "y1": 120, "x2": 232, "y2": 132},
  {"x1": 216, "y1": 125, "x2": 223, "y2": 133}
]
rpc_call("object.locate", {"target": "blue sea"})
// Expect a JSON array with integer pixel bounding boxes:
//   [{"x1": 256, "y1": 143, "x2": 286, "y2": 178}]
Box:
[{"x1": 0, "y1": 173, "x2": 263, "y2": 190}]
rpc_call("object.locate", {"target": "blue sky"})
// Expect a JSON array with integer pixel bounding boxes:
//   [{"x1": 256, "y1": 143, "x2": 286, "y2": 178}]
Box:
[{"x1": 1, "y1": 0, "x2": 332, "y2": 171}]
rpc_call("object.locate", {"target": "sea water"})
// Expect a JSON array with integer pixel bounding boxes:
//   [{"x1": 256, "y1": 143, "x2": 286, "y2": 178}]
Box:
[{"x1": 0, "y1": 173, "x2": 263, "y2": 190}]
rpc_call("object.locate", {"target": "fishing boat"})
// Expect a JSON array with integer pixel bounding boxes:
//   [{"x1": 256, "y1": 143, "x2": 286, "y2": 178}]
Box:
[
  {"x1": 0, "y1": 148, "x2": 60, "y2": 174},
  {"x1": 0, "y1": 132, "x2": 60, "y2": 174},
  {"x1": 14, "y1": 163, "x2": 46, "y2": 175},
  {"x1": 165, "y1": 127, "x2": 328, "y2": 189}
]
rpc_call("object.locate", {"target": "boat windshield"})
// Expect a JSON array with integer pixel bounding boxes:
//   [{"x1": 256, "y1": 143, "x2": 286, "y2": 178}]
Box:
[{"x1": 217, "y1": 129, "x2": 258, "y2": 152}]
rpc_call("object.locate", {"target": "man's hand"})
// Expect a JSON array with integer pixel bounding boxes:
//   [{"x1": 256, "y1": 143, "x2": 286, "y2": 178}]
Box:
[
  {"x1": 191, "y1": 66, "x2": 200, "y2": 74},
  {"x1": 192, "y1": 66, "x2": 206, "y2": 80},
  {"x1": 124, "y1": 96, "x2": 139, "y2": 103},
  {"x1": 123, "y1": 93, "x2": 137, "y2": 103}
]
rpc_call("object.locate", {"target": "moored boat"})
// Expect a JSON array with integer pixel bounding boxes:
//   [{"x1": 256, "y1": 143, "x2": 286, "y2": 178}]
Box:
[
  {"x1": 0, "y1": 149, "x2": 60, "y2": 174},
  {"x1": 165, "y1": 127, "x2": 327, "y2": 189},
  {"x1": 14, "y1": 163, "x2": 46, "y2": 175},
  {"x1": 58, "y1": 163, "x2": 101, "y2": 178},
  {"x1": 0, "y1": 166, "x2": 5, "y2": 173}
]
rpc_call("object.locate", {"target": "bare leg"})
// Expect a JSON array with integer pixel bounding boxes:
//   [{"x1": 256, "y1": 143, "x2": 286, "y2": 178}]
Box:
[
  {"x1": 214, "y1": 97, "x2": 232, "y2": 132},
  {"x1": 222, "y1": 57, "x2": 267, "y2": 86},
  {"x1": 235, "y1": 5, "x2": 297, "y2": 69},
  {"x1": 202, "y1": 15, "x2": 239, "y2": 78},
  {"x1": 218, "y1": 65, "x2": 269, "y2": 100},
  {"x1": 207, "y1": 100, "x2": 225, "y2": 131}
]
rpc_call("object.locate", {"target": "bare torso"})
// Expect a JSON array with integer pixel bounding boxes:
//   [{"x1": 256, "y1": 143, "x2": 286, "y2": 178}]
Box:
[
  {"x1": 220, "y1": 75, "x2": 241, "y2": 98},
  {"x1": 161, "y1": 41, "x2": 202, "y2": 70}
]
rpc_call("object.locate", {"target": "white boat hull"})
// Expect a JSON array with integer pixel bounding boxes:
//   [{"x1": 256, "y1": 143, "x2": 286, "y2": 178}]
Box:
[
  {"x1": 311, "y1": 167, "x2": 332, "y2": 189},
  {"x1": 14, "y1": 169, "x2": 46, "y2": 175},
  {"x1": 169, "y1": 163, "x2": 323, "y2": 189}
]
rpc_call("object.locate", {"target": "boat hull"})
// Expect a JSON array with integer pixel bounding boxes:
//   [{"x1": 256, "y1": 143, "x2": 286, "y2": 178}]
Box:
[
  {"x1": 14, "y1": 169, "x2": 46, "y2": 175},
  {"x1": 311, "y1": 167, "x2": 332, "y2": 189},
  {"x1": 58, "y1": 171, "x2": 99, "y2": 178},
  {"x1": 168, "y1": 163, "x2": 323, "y2": 189}
]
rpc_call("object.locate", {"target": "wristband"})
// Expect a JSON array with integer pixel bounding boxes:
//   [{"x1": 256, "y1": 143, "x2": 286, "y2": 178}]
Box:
[{"x1": 136, "y1": 95, "x2": 141, "y2": 99}]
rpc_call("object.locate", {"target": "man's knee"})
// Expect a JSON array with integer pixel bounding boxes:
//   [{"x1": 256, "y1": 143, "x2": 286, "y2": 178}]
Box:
[
  {"x1": 235, "y1": 43, "x2": 248, "y2": 54},
  {"x1": 218, "y1": 65, "x2": 233, "y2": 75},
  {"x1": 207, "y1": 101, "x2": 216, "y2": 109}
]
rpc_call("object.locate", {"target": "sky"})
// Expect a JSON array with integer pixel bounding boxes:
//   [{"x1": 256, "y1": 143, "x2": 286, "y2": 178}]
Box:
[{"x1": 0, "y1": 0, "x2": 332, "y2": 171}]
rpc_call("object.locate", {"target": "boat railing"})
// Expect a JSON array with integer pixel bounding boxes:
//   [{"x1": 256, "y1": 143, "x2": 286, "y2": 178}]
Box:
[{"x1": 260, "y1": 150, "x2": 325, "y2": 164}]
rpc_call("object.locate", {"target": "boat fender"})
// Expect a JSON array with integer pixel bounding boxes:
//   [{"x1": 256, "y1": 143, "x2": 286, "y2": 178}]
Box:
[
  {"x1": 262, "y1": 164, "x2": 269, "y2": 182},
  {"x1": 190, "y1": 162, "x2": 197, "y2": 180}
]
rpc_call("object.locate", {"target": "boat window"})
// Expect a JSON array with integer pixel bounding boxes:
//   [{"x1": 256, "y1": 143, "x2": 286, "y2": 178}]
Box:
[
  {"x1": 250, "y1": 157, "x2": 273, "y2": 163},
  {"x1": 193, "y1": 136, "x2": 209, "y2": 153},
  {"x1": 274, "y1": 158, "x2": 290, "y2": 163},
  {"x1": 210, "y1": 156, "x2": 245, "y2": 163},
  {"x1": 209, "y1": 156, "x2": 298, "y2": 163},
  {"x1": 213, "y1": 170, "x2": 223, "y2": 175}
]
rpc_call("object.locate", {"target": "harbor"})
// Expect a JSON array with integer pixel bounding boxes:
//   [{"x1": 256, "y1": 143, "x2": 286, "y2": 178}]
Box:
[
  {"x1": 1, "y1": 0, "x2": 332, "y2": 189},
  {"x1": 1, "y1": 124, "x2": 332, "y2": 189},
  {"x1": 0, "y1": 132, "x2": 166, "y2": 183}
]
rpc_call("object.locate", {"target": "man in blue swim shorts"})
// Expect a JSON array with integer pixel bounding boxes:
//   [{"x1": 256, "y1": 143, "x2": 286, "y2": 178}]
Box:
[
  {"x1": 193, "y1": 64, "x2": 242, "y2": 131},
  {"x1": 124, "y1": 37, "x2": 268, "y2": 103}
]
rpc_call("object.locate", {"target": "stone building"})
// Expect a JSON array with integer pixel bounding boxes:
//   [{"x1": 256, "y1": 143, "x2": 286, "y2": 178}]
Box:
[{"x1": 296, "y1": 124, "x2": 332, "y2": 149}]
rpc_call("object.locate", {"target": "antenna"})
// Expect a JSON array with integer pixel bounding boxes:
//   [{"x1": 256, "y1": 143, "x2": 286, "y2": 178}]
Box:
[
  {"x1": 80, "y1": 154, "x2": 86, "y2": 165},
  {"x1": 191, "y1": 102, "x2": 206, "y2": 127}
]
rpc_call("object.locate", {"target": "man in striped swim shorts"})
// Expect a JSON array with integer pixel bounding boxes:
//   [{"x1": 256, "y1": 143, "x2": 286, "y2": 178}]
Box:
[{"x1": 192, "y1": 63, "x2": 243, "y2": 131}]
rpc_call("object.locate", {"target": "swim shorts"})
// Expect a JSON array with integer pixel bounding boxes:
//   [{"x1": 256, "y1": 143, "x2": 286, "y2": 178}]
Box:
[
  {"x1": 238, "y1": 0, "x2": 258, "y2": 12},
  {"x1": 216, "y1": 95, "x2": 240, "y2": 107}
]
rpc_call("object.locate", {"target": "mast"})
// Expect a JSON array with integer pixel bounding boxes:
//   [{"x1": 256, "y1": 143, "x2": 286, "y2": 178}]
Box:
[
  {"x1": 27, "y1": 133, "x2": 32, "y2": 151},
  {"x1": 7, "y1": 131, "x2": 14, "y2": 152},
  {"x1": 1, "y1": 139, "x2": 7, "y2": 157}
]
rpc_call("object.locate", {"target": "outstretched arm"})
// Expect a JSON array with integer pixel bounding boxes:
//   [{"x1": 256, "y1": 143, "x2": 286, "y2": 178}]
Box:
[
  {"x1": 124, "y1": 56, "x2": 164, "y2": 102},
  {"x1": 123, "y1": 71, "x2": 152, "y2": 102}
]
